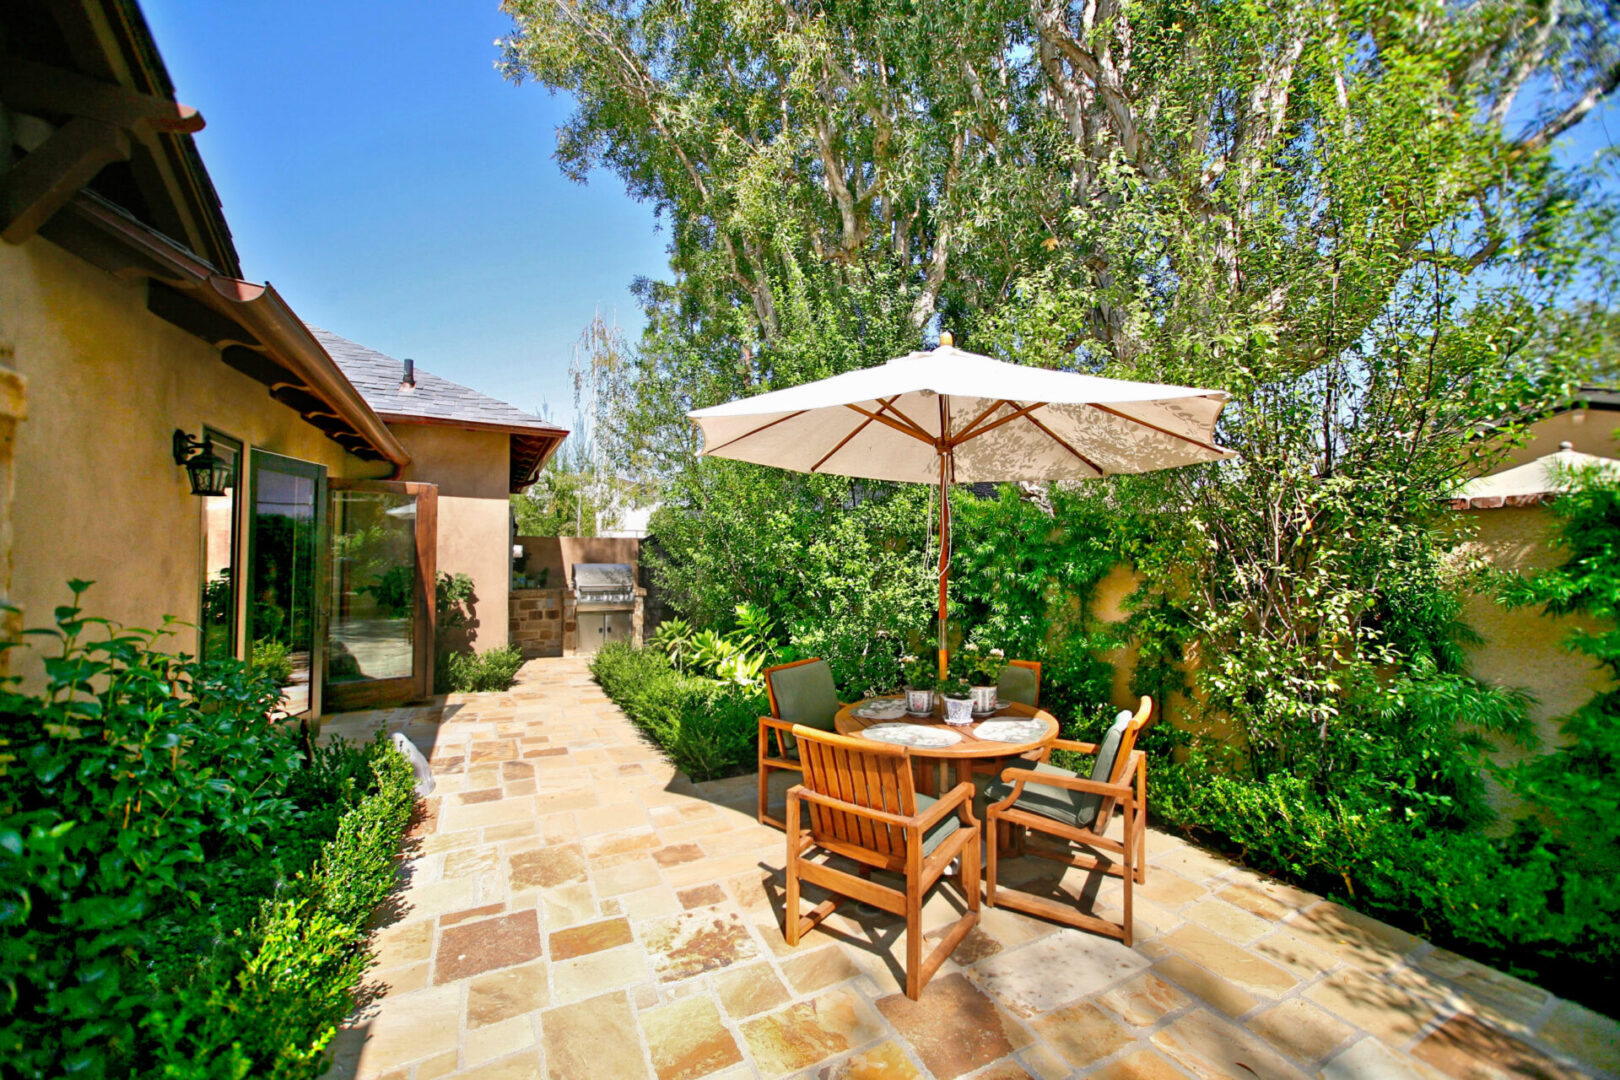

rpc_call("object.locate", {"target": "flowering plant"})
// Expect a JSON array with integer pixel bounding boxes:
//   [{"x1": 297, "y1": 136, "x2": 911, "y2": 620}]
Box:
[
  {"x1": 939, "y1": 678, "x2": 973, "y2": 699},
  {"x1": 899, "y1": 653, "x2": 936, "y2": 689},
  {"x1": 952, "y1": 643, "x2": 1006, "y2": 685}
]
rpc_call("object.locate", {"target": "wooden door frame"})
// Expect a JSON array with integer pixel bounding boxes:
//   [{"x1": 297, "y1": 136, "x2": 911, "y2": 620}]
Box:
[
  {"x1": 323, "y1": 478, "x2": 438, "y2": 711},
  {"x1": 247, "y1": 449, "x2": 329, "y2": 720}
]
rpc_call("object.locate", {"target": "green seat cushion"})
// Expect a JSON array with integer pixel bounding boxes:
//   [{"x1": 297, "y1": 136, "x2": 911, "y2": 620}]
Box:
[
  {"x1": 768, "y1": 660, "x2": 839, "y2": 752},
  {"x1": 985, "y1": 761, "x2": 1098, "y2": 830},
  {"x1": 912, "y1": 793, "x2": 961, "y2": 856},
  {"x1": 986, "y1": 710, "x2": 1133, "y2": 830},
  {"x1": 998, "y1": 665, "x2": 1039, "y2": 708}
]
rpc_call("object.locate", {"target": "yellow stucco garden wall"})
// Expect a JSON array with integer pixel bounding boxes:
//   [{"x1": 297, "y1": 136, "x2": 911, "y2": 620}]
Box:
[
  {"x1": 392, "y1": 423, "x2": 512, "y2": 651},
  {"x1": 0, "y1": 234, "x2": 387, "y2": 690}
]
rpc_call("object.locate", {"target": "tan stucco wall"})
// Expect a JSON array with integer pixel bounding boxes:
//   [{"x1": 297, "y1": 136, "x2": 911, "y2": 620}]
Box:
[
  {"x1": 1456, "y1": 505, "x2": 1615, "y2": 813},
  {"x1": 392, "y1": 423, "x2": 512, "y2": 651},
  {"x1": 516, "y1": 536, "x2": 641, "y2": 590},
  {"x1": 0, "y1": 234, "x2": 386, "y2": 690},
  {"x1": 1495, "y1": 407, "x2": 1619, "y2": 468}
]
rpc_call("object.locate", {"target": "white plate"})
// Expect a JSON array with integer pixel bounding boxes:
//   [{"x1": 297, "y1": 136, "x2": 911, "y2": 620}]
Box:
[
  {"x1": 860, "y1": 724, "x2": 963, "y2": 749},
  {"x1": 973, "y1": 718, "x2": 1049, "y2": 743},
  {"x1": 852, "y1": 697, "x2": 907, "y2": 720}
]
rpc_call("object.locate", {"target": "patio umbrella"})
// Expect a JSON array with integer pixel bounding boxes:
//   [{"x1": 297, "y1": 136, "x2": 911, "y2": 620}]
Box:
[{"x1": 688, "y1": 335, "x2": 1234, "y2": 676}]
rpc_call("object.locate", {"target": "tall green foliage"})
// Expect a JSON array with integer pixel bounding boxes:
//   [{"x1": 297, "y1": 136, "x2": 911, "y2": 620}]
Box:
[
  {"x1": 1505, "y1": 464, "x2": 1620, "y2": 875},
  {"x1": 0, "y1": 585, "x2": 416, "y2": 1076}
]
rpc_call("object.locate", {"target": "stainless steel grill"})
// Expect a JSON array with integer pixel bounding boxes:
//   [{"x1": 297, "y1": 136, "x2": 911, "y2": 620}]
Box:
[
  {"x1": 572, "y1": 563, "x2": 636, "y2": 654},
  {"x1": 571, "y1": 562, "x2": 636, "y2": 609}
]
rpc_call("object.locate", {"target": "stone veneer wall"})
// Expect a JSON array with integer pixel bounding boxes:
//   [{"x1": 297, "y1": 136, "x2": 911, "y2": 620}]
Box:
[{"x1": 509, "y1": 587, "x2": 574, "y2": 659}]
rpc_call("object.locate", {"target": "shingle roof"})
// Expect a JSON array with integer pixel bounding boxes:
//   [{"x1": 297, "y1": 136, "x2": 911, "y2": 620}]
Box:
[
  {"x1": 307, "y1": 326, "x2": 567, "y2": 492},
  {"x1": 308, "y1": 326, "x2": 566, "y2": 435}
]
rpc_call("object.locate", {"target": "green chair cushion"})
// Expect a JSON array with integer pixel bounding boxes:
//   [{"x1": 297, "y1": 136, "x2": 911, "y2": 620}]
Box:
[
  {"x1": 998, "y1": 665, "x2": 1039, "y2": 708},
  {"x1": 768, "y1": 660, "x2": 839, "y2": 753},
  {"x1": 986, "y1": 710, "x2": 1133, "y2": 830},
  {"x1": 985, "y1": 761, "x2": 1098, "y2": 830},
  {"x1": 912, "y1": 793, "x2": 961, "y2": 856}
]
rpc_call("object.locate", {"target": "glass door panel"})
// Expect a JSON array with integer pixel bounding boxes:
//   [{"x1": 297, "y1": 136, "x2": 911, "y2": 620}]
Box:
[
  {"x1": 329, "y1": 490, "x2": 417, "y2": 683},
  {"x1": 199, "y1": 431, "x2": 241, "y2": 662},
  {"x1": 248, "y1": 452, "x2": 326, "y2": 716},
  {"x1": 324, "y1": 479, "x2": 437, "y2": 711}
]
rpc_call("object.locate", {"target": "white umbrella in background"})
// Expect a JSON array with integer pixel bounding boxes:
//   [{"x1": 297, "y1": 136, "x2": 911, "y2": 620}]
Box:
[{"x1": 688, "y1": 334, "x2": 1235, "y2": 677}]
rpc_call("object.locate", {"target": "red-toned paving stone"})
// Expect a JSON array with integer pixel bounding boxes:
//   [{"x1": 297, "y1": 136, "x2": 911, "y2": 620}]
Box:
[{"x1": 434, "y1": 910, "x2": 543, "y2": 984}]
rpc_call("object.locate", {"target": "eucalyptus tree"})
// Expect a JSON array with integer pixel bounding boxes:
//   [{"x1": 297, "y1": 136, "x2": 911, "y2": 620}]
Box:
[{"x1": 501, "y1": 0, "x2": 1619, "y2": 779}]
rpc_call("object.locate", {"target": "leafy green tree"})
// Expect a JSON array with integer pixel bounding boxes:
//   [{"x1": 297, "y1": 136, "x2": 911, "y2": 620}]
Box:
[{"x1": 503, "y1": 0, "x2": 1617, "y2": 797}]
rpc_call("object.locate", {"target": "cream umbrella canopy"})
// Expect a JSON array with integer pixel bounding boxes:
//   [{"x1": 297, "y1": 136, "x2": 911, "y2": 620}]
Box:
[{"x1": 688, "y1": 336, "x2": 1235, "y2": 677}]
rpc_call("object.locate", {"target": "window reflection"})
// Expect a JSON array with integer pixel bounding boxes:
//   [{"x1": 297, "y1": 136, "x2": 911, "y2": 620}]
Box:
[
  {"x1": 250, "y1": 455, "x2": 322, "y2": 715},
  {"x1": 198, "y1": 433, "x2": 240, "y2": 662},
  {"x1": 328, "y1": 490, "x2": 417, "y2": 683}
]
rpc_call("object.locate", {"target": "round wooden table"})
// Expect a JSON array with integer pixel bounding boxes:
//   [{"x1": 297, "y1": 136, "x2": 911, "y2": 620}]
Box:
[{"x1": 834, "y1": 698, "x2": 1059, "y2": 796}]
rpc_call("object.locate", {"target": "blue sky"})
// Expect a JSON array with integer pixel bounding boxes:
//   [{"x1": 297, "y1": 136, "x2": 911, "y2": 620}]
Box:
[
  {"x1": 143, "y1": 1, "x2": 669, "y2": 425},
  {"x1": 143, "y1": 4, "x2": 1615, "y2": 426}
]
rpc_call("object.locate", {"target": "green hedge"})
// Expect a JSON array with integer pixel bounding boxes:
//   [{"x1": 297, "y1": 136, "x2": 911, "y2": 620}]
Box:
[
  {"x1": 143, "y1": 743, "x2": 418, "y2": 1078},
  {"x1": 440, "y1": 644, "x2": 524, "y2": 693},
  {"x1": 590, "y1": 641, "x2": 763, "y2": 780},
  {"x1": 1152, "y1": 763, "x2": 1618, "y2": 1013},
  {"x1": 0, "y1": 585, "x2": 418, "y2": 1077}
]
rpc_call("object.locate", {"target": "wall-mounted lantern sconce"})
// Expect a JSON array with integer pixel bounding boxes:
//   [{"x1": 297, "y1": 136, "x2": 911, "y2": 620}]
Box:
[{"x1": 172, "y1": 429, "x2": 232, "y2": 497}]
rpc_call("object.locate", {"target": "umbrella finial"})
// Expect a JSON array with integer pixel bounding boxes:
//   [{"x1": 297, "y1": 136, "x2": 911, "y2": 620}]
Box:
[{"x1": 938, "y1": 331, "x2": 954, "y2": 348}]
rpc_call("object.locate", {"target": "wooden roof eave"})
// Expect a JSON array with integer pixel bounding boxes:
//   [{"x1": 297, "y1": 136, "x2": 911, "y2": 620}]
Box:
[{"x1": 56, "y1": 192, "x2": 409, "y2": 468}]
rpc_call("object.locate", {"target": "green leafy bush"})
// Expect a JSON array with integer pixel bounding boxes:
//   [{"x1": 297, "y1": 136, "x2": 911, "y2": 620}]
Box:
[
  {"x1": 591, "y1": 641, "x2": 762, "y2": 780},
  {"x1": 0, "y1": 584, "x2": 416, "y2": 1076},
  {"x1": 441, "y1": 645, "x2": 525, "y2": 693},
  {"x1": 1153, "y1": 762, "x2": 1618, "y2": 1008},
  {"x1": 251, "y1": 636, "x2": 295, "y2": 686}
]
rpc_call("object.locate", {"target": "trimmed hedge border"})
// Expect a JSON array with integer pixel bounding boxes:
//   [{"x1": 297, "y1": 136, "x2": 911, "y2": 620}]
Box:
[{"x1": 144, "y1": 741, "x2": 418, "y2": 1078}]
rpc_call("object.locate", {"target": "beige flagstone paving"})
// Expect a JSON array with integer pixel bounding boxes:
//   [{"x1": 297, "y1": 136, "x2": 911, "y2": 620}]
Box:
[{"x1": 323, "y1": 657, "x2": 1617, "y2": 1080}]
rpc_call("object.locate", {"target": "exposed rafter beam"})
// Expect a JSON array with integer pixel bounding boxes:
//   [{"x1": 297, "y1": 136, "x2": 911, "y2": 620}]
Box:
[
  {"x1": 0, "y1": 57, "x2": 204, "y2": 135},
  {"x1": 0, "y1": 117, "x2": 129, "y2": 243}
]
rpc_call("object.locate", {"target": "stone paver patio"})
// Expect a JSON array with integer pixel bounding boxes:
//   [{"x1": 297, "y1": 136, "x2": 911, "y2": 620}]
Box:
[{"x1": 323, "y1": 657, "x2": 1618, "y2": 1080}]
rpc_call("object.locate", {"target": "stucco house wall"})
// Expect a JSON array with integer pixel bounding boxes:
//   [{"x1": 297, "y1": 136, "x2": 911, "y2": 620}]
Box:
[
  {"x1": 1, "y1": 235, "x2": 387, "y2": 689},
  {"x1": 393, "y1": 423, "x2": 512, "y2": 651}
]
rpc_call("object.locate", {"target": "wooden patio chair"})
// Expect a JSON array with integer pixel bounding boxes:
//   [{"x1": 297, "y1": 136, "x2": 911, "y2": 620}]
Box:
[
  {"x1": 758, "y1": 658, "x2": 843, "y2": 828},
  {"x1": 997, "y1": 659, "x2": 1042, "y2": 708},
  {"x1": 984, "y1": 696, "x2": 1152, "y2": 945},
  {"x1": 784, "y1": 727, "x2": 980, "y2": 1000}
]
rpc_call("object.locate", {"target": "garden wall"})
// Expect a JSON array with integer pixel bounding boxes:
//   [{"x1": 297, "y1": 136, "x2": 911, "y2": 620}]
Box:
[
  {"x1": 516, "y1": 535, "x2": 640, "y2": 588},
  {"x1": 509, "y1": 586, "x2": 574, "y2": 658}
]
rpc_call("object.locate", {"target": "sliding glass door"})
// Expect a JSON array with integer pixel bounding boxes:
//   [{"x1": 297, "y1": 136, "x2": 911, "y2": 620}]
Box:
[
  {"x1": 324, "y1": 479, "x2": 437, "y2": 710},
  {"x1": 248, "y1": 452, "x2": 327, "y2": 717}
]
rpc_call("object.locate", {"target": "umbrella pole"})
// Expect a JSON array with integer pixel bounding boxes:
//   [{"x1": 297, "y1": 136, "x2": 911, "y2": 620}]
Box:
[{"x1": 937, "y1": 452, "x2": 950, "y2": 681}]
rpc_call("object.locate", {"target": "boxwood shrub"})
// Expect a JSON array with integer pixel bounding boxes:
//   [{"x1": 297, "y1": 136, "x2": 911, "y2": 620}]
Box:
[
  {"x1": 0, "y1": 584, "x2": 417, "y2": 1077},
  {"x1": 590, "y1": 641, "x2": 763, "y2": 780}
]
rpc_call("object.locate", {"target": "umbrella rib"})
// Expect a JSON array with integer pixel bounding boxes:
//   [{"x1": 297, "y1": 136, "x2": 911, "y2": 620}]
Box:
[
  {"x1": 877, "y1": 398, "x2": 938, "y2": 443},
  {"x1": 812, "y1": 396, "x2": 896, "y2": 472},
  {"x1": 1023, "y1": 412, "x2": 1106, "y2": 475},
  {"x1": 1087, "y1": 402, "x2": 1225, "y2": 455},
  {"x1": 703, "y1": 409, "x2": 810, "y2": 455},
  {"x1": 951, "y1": 399, "x2": 1014, "y2": 444},
  {"x1": 951, "y1": 401, "x2": 1047, "y2": 446},
  {"x1": 843, "y1": 402, "x2": 936, "y2": 445}
]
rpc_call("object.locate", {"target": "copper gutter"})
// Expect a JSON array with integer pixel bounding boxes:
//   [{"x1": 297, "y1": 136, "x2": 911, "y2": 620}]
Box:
[{"x1": 61, "y1": 192, "x2": 410, "y2": 468}]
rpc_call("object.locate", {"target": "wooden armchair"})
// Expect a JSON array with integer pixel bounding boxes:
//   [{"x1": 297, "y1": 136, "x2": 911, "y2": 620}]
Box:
[
  {"x1": 998, "y1": 659, "x2": 1042, "y2": 708},
  {"x1": 984, "y1": 696, "x2": 1153, "y2": 945},
  {"x1": 758, "y1": 658, "x2": 843, "y2": 828},
  {"x1": 784, "y1": 727, "x2": 980, "y2": 1000}
]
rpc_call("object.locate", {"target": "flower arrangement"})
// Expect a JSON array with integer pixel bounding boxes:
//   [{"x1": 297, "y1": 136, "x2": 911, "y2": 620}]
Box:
[
  {"x1": 899, "y1": 653, "x2": 936, "y2": 690},
  {"x1": 952, "y1": 642, "x2": 1006, "y2": 686},
  {"x1": 939, "y1": 677, "x2": 975, "y2": 723}
]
